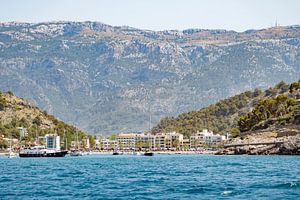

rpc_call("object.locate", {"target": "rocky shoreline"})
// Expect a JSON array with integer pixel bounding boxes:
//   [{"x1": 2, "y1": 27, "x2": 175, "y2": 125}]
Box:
[{"x1": 217, "y1": 125, "x2": 300, "y2": 155}]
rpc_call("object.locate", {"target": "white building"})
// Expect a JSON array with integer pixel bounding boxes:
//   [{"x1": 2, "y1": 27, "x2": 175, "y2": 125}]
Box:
[
  {"x1": 17, "y1": 127, "x2": 27, "y2": 139},
  {"x1": 45, "y1": 134, "x2": 60, "y2": 150},
  {"x1": 190, "y1": 129, "x2": 227, "y2": 148},
  {"x1": 96, "y1": 138, "x2": 118, "y2": 150},
  {"x1": 84, "y1": 138, "x2": 90, "y2": 149}
]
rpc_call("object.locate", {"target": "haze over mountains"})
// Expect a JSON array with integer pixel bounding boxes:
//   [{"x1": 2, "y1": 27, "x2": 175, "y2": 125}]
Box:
[{"x1": 0, "y1": 21, "x2": 299, "y2": 134}]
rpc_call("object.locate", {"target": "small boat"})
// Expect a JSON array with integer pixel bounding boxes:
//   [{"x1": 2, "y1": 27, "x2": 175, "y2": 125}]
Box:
[
  {"x1": 144, "y1": 152, "x2": 154, "y2": 156},
  {"x1": 83, "y1": 151, "x2": 92, "y2": 155},
  {"x1": 19, "y1": 146, "x2": 68, "y2": 157},
  {"x1": 8, "y1": 134, "x2": 17, "y2": 158},
  {"x1": 70, "y1": 128, "x2": 84, "y2": 156},
  {"x1": 70, "y1": 150, "x2": 83, "y2": 156},
  {"x1": 8, "y1": 151, "x2": 17, "y2": 158},
  {"x1": 113, "y1": 151, "x2": 123, "y2": 155}
]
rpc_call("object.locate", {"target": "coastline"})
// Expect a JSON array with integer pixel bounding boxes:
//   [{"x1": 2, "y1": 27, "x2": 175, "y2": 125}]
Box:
[{"x1": 217, "y1": 125, "x2": 300, "y2": 155}]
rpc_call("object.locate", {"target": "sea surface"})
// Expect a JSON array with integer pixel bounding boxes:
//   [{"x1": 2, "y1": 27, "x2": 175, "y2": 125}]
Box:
[{"x1": 0, "y1": 154, "x2": 299, "y2": 199}]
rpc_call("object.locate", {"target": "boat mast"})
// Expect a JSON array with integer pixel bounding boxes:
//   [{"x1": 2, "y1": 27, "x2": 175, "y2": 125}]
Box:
[
  {"x1": 9, "y1": 132, "x2": 12, "y2": 154},
  {"x1": 64, "y1": 129, "x2": 67, "y2": 150},
  {"x1": 149, "y1": 102, "x2": 151, "y2": 132},
  {"x1": 146, "y1": 88, "x2": 152, "y2": 132},
  {"x1": 35, "y1": 125, "x2": 38, "y2": 145},
  {"x1": 76, "y1": 127, "x2": 79, "y2": 150}
]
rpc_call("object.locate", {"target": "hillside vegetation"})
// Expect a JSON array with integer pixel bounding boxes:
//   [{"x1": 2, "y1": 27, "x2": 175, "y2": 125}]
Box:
[
  {"x1": 152, "y1": 81, "x2": 299, "y2": 138},
  {"x1": 0, "y1": 91, "x2": 86, "y2": 148},
  {"x1": 238, "y1": 82, "x2": 300, "y2": 132}
]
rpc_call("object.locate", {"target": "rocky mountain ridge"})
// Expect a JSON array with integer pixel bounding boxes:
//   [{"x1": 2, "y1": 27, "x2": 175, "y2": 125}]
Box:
[{"x1": 0, "y1": 21, "x2": 299, "y2": 133}]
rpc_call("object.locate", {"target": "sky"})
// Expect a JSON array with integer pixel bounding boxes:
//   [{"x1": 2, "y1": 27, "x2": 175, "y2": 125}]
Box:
[{"x1": 0, "y1": 0, "x2": 299, "y2": 32}]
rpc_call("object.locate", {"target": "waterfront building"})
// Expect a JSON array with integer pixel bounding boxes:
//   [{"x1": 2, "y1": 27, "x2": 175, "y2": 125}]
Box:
[
  {"x1": 71, "y1": 141, "x2": 82, "y2": 149},
  {"x1": 190, "y1": 129, "x2": 227, "y2": 148},
  {"x1": 135, "y1": 133, "x2": 155, "y2": 150},
  {"x1": 154, "y1": 132, "x2": 183, "y2": 150},
  {"x1": 116, "y1": 133, "x2": 137, "y2": 150},
  {"x1": 166, "y1": 132, "x2": 183, "y2": 150},
  {"x1": 84, "y1": 138, "x2": 90, "y2": 149},
  {"x1": 154, "y1": 133, "x2": 167, "y2": 150},
  {"x1": 114, "y1": 132, "x2": 184, "y2": 151},
  {"x1": 96, "y1": 138, "x2": 118, "y2": 150},
  {"x1": 182, "y1": 139, "x2": 191, "y2": 150},
  {"x1": 45, "y1": 134, "x2": 60, "y2": 150},
  {"x1": 17, "y1": 127, "x2": 27, "y2": 139}
]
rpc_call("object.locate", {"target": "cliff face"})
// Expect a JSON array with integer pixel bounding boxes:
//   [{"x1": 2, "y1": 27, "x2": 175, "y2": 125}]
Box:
[{"x1": 1, "y1": 22, "x2": 300, "y2": 133}]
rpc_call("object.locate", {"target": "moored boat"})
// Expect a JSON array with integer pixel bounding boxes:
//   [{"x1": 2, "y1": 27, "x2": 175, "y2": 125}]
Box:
[
  {"x1": 7, "y1": 151, "x2": 17, "y2": 158},
  {"x1": 144, "y1": 152, "x2": 154, "y2": 156},
  {"x1": 19, "y1": 146, "x2": 68, "y2": 157},
  {"x1": 113, "y1": 151, "x2": 123, "y2": 155},
  {"x1": 134, "y1": 151, "x2": 142, "y2": 156},
  {"x1": 70, "y1": 150, "x2": 83, "y2": 156}
]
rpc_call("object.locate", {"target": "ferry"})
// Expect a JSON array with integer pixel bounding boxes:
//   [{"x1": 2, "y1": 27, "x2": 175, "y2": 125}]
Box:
[{"x1": 19, "y1": 145, "x2": 68, "y2": 157}]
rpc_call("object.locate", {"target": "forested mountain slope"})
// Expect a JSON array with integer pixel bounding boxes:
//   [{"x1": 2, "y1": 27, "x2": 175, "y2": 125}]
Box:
[
  {"x1": 152, "y1": 81, "x2": 298, "y2": 137},
  {"x1": 0, "y1": 91, "x2": 86, "y2": 148}
]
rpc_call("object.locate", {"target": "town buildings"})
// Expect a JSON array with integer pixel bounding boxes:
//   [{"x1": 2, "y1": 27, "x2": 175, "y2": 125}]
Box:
[{"x1": 94, "y1": 130, "x2": 228, "y2": 151}]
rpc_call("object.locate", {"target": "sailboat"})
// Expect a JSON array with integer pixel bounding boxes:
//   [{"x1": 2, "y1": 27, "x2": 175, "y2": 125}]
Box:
[
  {"x1": 8, "y1": 135, "x2": 17, "y2": 158},
  {"x1": 70, "y1": 128, "x2": 83, "y2": 156}
]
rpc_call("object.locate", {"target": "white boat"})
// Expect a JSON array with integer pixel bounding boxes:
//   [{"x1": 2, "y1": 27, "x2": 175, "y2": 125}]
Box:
[
  {"x1": 19, "y1": 146, "x2": 68, "y2": 157},
  {"x1": 134, "y1": 151, "x2": 142, "y2": 156},
  {"x1": 84, "y1": 151, "x2": 93, "y2": 155},
  {"x1": 8, "y1": 135, "x2": 17, "y2": 158},
  {"x1": 70, "y1": 128, "x2": 83, "y2": 156},
  {"x1": 8, "y1": 151, "x2": 17, "y2": 158},
  {"x1": 70, "y1": 150, "x2": 84, "y2": 156}
]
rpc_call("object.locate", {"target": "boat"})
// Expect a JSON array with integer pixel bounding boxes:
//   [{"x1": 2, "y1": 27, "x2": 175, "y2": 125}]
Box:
[
  {"x1": 70, "y1": 150, "x2": 83, "y2": 156},
  {"x1": 19, "y1": 146, "x2": 68, "y2": 157},
  {"x1": 144, "y1": 152, "x2": 154, "y2": 156},
  {"x1": 70, "y1": 128, "x2": 84, "y2": 157},
  {"x1": 7, "y1": 135, "x2": 17, "y2": 158},
  {"x1": 113, "y1": 151, "x2": 123, "y2": 155},
  {"x1": 8, "y1": 151, "x2": 17, "y2": 158}
]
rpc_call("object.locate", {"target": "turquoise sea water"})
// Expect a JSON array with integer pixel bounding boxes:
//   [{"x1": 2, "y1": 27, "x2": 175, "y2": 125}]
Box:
[{"x1": 0, "y1": 154, "x2": 299, "y2": 199}]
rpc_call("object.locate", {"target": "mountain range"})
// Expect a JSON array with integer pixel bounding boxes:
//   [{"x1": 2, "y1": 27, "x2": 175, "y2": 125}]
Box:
[{"x1": 0, "y1": 21, "x2": 299, "y2": 134}]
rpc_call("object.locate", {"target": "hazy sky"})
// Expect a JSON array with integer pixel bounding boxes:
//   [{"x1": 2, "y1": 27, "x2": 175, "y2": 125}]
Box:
[{"x1": 0, "y1": 0, "x2": 299, "y2": 32}]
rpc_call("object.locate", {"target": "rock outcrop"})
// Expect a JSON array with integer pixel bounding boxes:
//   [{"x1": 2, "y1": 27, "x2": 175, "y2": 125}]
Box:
[{"x1": 218, "y1": 125, "x2": 300, "y2": 155}]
